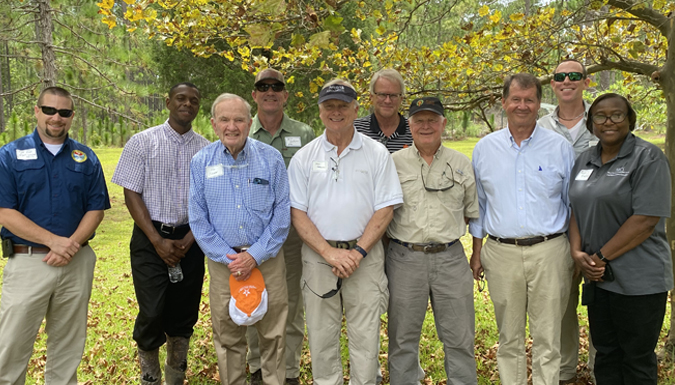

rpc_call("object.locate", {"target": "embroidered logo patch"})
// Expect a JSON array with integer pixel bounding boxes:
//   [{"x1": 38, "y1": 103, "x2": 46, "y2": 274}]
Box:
[{"x1": 72, "y1": 150, "x2": 87, "y2": 163}]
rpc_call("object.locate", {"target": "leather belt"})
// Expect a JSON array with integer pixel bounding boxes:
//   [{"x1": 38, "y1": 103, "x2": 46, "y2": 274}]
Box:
[
  {"x1": 391, "y1": 238, "x2": 459, "y2": 253},
  {"x1": 152, "y1": 221, "x2": 190, "y2": 235},
  {"x1": 13, "y1": 241, "x2": 89, "y2": 254},
  {"x1": 232, "y1": 246, "x2": 250, "y2": 253},
  {"x1": 488, "y1": 233, "x2": 563, "y2": 246},
  {"x1": 327, "y1": 239, "x2": 358, "y2": 249}
]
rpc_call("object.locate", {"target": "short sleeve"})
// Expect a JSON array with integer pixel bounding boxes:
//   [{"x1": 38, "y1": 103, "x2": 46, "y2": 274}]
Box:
[
  {"x1": 631, "y1": 148, "x2": 671, "y2": 218},
  {"x1": 111, "y1": 135, "x2": 145, "y2": 193}
]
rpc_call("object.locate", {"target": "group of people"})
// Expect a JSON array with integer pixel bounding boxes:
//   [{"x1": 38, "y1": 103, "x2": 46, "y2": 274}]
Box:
[{"x1": 0, "y1": 59, "x2": 670, "y2": 385}]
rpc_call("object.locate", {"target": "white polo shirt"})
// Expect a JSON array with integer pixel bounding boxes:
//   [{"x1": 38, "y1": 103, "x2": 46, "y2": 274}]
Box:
[{"x1": 288, "y1": 129, "x2": 403, "y2": 241}]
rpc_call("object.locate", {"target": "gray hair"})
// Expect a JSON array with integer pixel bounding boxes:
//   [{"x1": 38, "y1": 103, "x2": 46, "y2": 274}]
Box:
[
  {"x1": 322, "y1": 78, "x2": 360, "y2": 108},
  {"x1": 369, "y1": 69, "x2": 405, "y2": 96},
  {"x1": 211, "y1": 93, "x2": 252, "y2": 119}
]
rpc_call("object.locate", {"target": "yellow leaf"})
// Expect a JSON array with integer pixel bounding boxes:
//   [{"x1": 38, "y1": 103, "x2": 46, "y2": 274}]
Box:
[
  {"x1": 96, "y1": 0, "x2": 115, "y2": 9},
  {"x1": 101, "y1": 14, "x2": 117, "y2": 29},
  {"x1": 490, "y1": 10, "x2": 501, "y2": 23},
  {"x1": 509, "y1": 13, "x2": 524, "y2": 21},
  {"x1": 478, "y1": 5, "x2": 489, "y2": 17},
  {"x1": 123, "y1": 0, "x2": 135, "y2": 4},
  {"x1": 376, "y1": 25, "x2": 387, "y2": 35},
  {"x1": 295, "y1": 91, "x2": 303, "y2": 98},
  {"x1": 287, "y1": 76, "x2": 295, "y2": 84}
]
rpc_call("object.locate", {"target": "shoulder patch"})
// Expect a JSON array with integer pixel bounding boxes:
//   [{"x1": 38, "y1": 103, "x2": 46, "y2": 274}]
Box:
[{"x1": 72, "y1": 149, "x2": 87, "y2": 163}]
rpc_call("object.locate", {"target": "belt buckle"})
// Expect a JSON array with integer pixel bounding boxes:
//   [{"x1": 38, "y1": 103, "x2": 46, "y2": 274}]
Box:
[
  {"x1": 513, "y1": 239, "x2": 520, "y2": 246},
  {"x1": 335, "y1": 241, "x2": 351, "y2": 250},
  {"x1": 160, "y1": 223, "x2": 173, "y2": 235},
  {"x1": 423, "y1": 244, "x2": 442, "y2": 253}
]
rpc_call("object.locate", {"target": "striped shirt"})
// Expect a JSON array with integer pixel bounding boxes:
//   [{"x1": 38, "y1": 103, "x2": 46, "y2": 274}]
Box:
[
  {"x1": 353, "y1": 113, "x2": 413, "y2": 153},
  {"x1": 189, "y1": 138, "x2": 291, "y2": 265},
  {"x1": 112, "y1": 121, "x2": 210, "y2": 226}
]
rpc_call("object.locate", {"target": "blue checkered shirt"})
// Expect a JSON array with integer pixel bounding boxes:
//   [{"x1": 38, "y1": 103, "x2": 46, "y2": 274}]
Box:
[{"x1": 189, "y1": 138, "x2": 291, "y2": 265}]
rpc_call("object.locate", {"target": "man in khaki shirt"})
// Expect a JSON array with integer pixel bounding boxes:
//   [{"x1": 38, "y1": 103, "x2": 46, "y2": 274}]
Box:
[{"x1": 387, "y1": 97, "x2": 478, "y2": 385}]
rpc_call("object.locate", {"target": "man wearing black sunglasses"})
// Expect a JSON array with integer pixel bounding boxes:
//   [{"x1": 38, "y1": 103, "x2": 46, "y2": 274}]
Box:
[
  {"x1": 538, "y1": 59, "x2": 598, "y2": 385},
  {"x1": 247, "y1": 68, "x2": 315, "y2": 385},
  {"x1": 387, "y1": 97, "x2": 479, "y2": 385},
  {"x1": 0, "y1": 86, "x2": 111, "y2": 384}
]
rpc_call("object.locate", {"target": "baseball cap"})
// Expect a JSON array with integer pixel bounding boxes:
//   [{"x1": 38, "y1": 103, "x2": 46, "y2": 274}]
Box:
[
  {"x1": 254, "y1": 69, "x2": 285, "y2": 87},
  {"x1": 408, "y1": 97, "x2": 445, "y2": 117},
  {"x1": 229, "y1": 268, "x2": 268, "y2": 326},
  {"x1": 318, "y1": 84, "x2": 358, "y2": 104}
]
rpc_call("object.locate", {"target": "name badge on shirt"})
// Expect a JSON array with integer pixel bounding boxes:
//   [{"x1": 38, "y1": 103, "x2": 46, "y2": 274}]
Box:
[
  {"x1": 285, "y1": 136, "x2": 302, "y2": 148},
  {"x1": 312, "y1": 161, "x2": 328, "y2": 172},
  {"x1": 589, "y1": 140, "x2": 599, "y2": 147},
  {"x1": 575, "y1": 169, "x2": 593, "y2": 181},
  {"x1": 206, "y1": 164, "x2": 224, "y2": 179},
  {"x1": 16, "y1": 148, "x2": 37, "y2": 160}
]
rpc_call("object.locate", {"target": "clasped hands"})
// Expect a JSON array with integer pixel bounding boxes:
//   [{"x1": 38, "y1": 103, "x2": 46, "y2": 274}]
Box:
[{"x1": 571, "y1": 250, "x2": 606, "y2": 282}]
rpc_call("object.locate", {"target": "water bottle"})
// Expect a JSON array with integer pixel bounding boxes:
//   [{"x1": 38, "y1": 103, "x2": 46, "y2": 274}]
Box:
[{"x1": 168, "y1": 263, "x2": 184, "y2": 283}]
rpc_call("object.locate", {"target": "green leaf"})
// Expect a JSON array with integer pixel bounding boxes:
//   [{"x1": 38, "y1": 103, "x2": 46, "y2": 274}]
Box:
[
  {"x1": 323, "y1": 15, "x2": 345, "y2": 33},
  {"x1": 245, "y1": 24, "x2": 274, "y2": 48},
  {"x1": 309, "y1": 31, "x2": 331, "y2": 49},
  {"x1": 291, "y1": 33, "x2": 306, "y2": 48}
]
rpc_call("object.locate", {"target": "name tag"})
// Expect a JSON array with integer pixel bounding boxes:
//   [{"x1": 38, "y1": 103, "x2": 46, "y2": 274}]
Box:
[
  {"x1": 206, "y1": 164, "x2": 224, "y2": 179},
  {"x1": 16, "y1": 148, "x2": 37, "y2": 160},
  {"x1": 285, "y1": 136, "x2": 302, "y2": 148},
  {"x1": 589, "y1": 140, "x2": 598, "y2": 147},
  {"x1": 575, "y1": 169, "x2": 593, "y2": 181},
  {"x1": 312, "y1": 161, "x2": 327, "y2": 172}
]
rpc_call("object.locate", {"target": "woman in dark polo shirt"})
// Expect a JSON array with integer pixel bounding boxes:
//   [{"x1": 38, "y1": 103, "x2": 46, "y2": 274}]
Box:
[{"x1": 568, "y1": 93, "x2": 672, "y2": 384}]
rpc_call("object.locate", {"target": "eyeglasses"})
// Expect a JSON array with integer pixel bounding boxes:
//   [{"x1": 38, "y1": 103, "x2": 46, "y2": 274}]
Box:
[
  {"x1": 553, "y1": 72, "x2": 584, "y2": 82},
  {"x1": 477, "y1": 272, "x2": 486, "y2": 292},
  {"x1": 421, "y1": 162, "x2": 455, "y2": 192},
  {"x1": 373, "y1": 92, "x2": 402, "y2": 101},
  {"x1": 38, "y1": 105, "x2": 74, "y2": 118},
  {"x1": 303, "y1": 262, "x2": 343, "y2": 299},
  {"x1": 591, "y1": 113, "x2": 626, "y2": 125},
  {"x1": 330, "y1": 157, "x2": 340, "y2": 182},
  {"x1": 255, "y1": 83, "x2": 285, "y2": 92}
]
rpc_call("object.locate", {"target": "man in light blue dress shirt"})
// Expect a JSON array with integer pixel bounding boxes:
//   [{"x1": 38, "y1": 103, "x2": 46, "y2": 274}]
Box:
[
  {"x1": 189, "y1": 93, "x2": 291, "y2": 385},
  {"x1": 469, "y1": 74, "x2": 575, "y2": 385}
]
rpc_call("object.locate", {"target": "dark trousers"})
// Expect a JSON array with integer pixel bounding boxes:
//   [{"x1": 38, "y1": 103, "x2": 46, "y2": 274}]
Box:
[
  {"x1": 130, "y1": 223, "x2": 205, "y2": 351},
  {"x1": 588, "y1": 287, "x2": 667, "y2": 385}
]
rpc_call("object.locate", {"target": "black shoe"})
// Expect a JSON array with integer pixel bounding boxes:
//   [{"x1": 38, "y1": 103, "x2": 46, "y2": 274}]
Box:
[
  {"x1": 286, "y1": 378, "x2": 300, "y2": 385},
  {"x1": 250, "y1": 369, "x2": 263, "y2": 385}
]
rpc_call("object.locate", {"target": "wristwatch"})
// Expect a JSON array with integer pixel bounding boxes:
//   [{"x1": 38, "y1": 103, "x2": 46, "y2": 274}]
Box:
[
  {"x1": 353, "y1": 245, "x2": 368, "y2": 258},
  {"x1": 596, "y1": 250, "x2": 609, "y2": 263}
]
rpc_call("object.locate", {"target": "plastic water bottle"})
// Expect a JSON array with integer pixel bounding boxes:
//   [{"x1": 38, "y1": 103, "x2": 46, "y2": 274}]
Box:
[{"x1": 168, "y1": 263, "x2": 184, "y2": 283}]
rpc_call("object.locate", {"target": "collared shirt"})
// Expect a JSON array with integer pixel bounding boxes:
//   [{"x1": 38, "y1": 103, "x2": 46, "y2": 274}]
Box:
[
  {"x1": 469, "y1": 125, "x2": 575, "y2": 239},
  {"x1": 189, "y1": 138, "x2": 290, "y2": 265},
  {"x1": 570, "y1": 134, "x2": 673, "y2": 295},
  {"x1": 538, "y1": 101, "x2": 598, "y2": 158},
  {"x1": 112, "y1": 120, "x2": 210, "y2": 226},
  {"x1": 388, "y1": 144, "x2": 479, "y2": 243},
  {"x1": 249, "y1": 113, "x2": 315, "y2": 168},
  {"x1": 288, "y1": 130, "x2": 403, "y2": 241},
  {"x1": 354, "y1": 113, "x2": 412, "y2": 153},
  {"x1": 0, "y1": 129, "x2": 111, "y2": 247}
]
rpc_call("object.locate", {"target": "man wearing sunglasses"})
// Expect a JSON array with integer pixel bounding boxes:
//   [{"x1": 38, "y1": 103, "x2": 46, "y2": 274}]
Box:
[
  {"x1": 354, "y1": 68, "x2": 413, "y2": 153},
  {"x1": 288, "y1": 80, "x2": 403, "y2": 385},
  {"x1": 112, "y1": 83, "x2": 209, "y2": 385},
  {"x1": 247, "y1": 68, "x2": 315, "y2": 385},
  {"x1": 538, "y1": 59, "x2": 598, "y2": 384},
  {"x1": 386, "y1": 97, "x2": 479, "y2": 385},
  {"x1": 0, "y1": 87, "x2": 111, "y2": 384},
  {"x1": 469, "y1": 74, "x2": 576, "y2": 385}
]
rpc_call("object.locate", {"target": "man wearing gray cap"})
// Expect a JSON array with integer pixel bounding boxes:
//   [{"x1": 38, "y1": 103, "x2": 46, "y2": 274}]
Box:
[
  {"x1": 287, "y1": 79, "x2": 403, "y2": 385},
  {"x1": 246, "y1": 69, "x2": 315, "y2": 385},
  {"x1": 387, "y1": 97, "x2": 478, "y2": 385}
]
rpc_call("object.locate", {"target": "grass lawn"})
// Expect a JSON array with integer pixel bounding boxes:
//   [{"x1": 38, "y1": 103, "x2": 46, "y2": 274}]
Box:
[{"x1": 1, "y1": 134, "x2": 674, "y2": 384}]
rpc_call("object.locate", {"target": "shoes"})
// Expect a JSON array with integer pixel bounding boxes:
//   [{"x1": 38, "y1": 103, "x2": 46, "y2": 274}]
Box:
[
  {"x1": 138, "y1": 348, "x2": 161, "y2": 385},
  {"x1": 285, "y1": 378, "x2": 300, "y2": 385},
  {"x1": 250, "y1": 369, "x2": 263, "y2": 385}
]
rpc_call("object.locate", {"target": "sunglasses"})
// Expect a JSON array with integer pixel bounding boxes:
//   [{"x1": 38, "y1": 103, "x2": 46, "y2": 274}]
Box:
[
  {"x1": 553, "y1": 72, "x2": 584, "y2": 82},
  {"x1": 304, "y1": 262, "x2": 342, "y2": 299},
  {"x1": 255, "y1": 83, "x2": 285, "y2": 92},
  {"x1": 39, "y1": 105, "x2": 74, "y2": 118}
]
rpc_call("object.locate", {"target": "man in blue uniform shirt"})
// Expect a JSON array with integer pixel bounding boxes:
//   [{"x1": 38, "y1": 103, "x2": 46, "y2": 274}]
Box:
[{"x1": 0, "y1": 86, "x2": 111, "y2": 384}]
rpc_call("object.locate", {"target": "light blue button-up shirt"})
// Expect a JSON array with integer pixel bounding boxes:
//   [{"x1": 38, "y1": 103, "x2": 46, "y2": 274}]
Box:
[
  {"x1": 189, "y1": 138, "x2": 291, "y2": 265},
  {"x1": 469, "y1": 125, "x2": 575, "y2": 239}
]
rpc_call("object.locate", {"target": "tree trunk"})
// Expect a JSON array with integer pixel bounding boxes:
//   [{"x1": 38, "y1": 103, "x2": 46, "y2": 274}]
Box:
[
  {"x1": 4, "y1": 42, "x2": 11, "y2": 112},
  {"x1": 0, "y1": 49, "x2": 5, "y2": 133},
  {"x1": 36, "y1": 0, "x2": 56, "y2": 89}
]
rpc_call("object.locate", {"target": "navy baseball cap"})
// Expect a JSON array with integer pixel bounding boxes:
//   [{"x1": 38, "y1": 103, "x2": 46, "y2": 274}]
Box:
[
  {"x1": 408, "y1": 97, "x2": 445, "y2": 117},
  {"x1": 318, "y1": 84, "x2": 358, "y2": 105}
]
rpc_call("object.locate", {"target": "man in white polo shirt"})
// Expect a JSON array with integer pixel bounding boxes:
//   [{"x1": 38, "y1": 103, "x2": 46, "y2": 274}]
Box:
[{"x1": 288, "y1": 79, "x2": 403, "y2": 385}]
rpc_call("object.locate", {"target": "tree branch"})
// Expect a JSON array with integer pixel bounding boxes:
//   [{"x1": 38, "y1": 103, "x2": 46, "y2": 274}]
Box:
[
  {"x1": 606, "y1": 0, "x2": 671, "y2": 37},
  {"x1": 69, "y1": 93, "x2": 144, "y2": 126}
]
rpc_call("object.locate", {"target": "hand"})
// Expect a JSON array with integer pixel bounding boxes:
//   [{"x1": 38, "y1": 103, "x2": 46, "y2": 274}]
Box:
[
  {"x1": 174, "y1": 232, "x2": 195, "y2": 254},
  {"x1": 571, "y1": 250, "x2": 604, "y2": 281},
  {"x1": 152, "y1": 238, "x2": 185, "y2": 267},
  {"x1": 43, "y1": 251, "x2": 72, "y2": 267},
  {"x1": 45, "y1": 235, "x2": 80, "y2": 260},
  {"x1": 227, "y1": 251, "x2": 258, "y2": 281},
  {"x1": 470, "y1": 250, "x2": 483, "y2": 281},
  {"x1": 322, "y1": 247, "x2": 360, "y2": 278}
]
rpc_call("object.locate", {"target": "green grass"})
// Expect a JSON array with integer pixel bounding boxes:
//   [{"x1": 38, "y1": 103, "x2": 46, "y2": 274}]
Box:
[{"x1": 1, "y1": 141, "x2": 674, "y2": 384}]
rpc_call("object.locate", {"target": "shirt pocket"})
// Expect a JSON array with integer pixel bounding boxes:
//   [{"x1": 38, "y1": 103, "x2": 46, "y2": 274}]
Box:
[
  {"x1": 246, "y1": 178, "x2": 274, "y2": 212},
  {"x1": 13, "y1": 159, "x2": 45, "y2": 196},
  {"x1": 533, "y1": 170, "x2": 564, "y2": 199},
  {"x1": 438, "y1": 171, "x2": 469, "y2": 211}
]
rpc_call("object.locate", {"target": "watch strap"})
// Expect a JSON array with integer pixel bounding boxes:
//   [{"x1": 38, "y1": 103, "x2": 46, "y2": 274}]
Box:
[{"x1": 353, "y1": 245, "x2": 368, "y2": 258}]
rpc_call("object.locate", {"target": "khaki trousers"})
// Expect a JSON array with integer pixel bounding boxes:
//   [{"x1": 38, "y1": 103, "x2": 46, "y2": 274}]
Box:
[
  {"x1": 482, "y1": 235, "x2": 573, "y2": 385},
  {"x1": 247, "y1": 226, "x2": 304, "y2": 378},
  {"x1": 0, "y1": 246, "x2": 96, "y2": 385},
  {"x1": 208, "y1": 251, "x2": 288, "y2": 385},
  {"x1": 302, "y1": 241, "x2": 388, "y2": 385},
  {"x1": 559, "y1": 273, "x2": 596, "y2": 381}
]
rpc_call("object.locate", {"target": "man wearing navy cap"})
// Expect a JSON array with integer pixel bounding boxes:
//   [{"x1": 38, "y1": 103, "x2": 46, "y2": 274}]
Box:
[
  {"x1": 0, "y1": 86, "x2": 110, "y2": 384},
  {"x1": 387, "y1": 97, "x2": 478, "y2": 385},
  {"x1": 288, "y1": 79, "x2": 403, "y2": 385}
]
